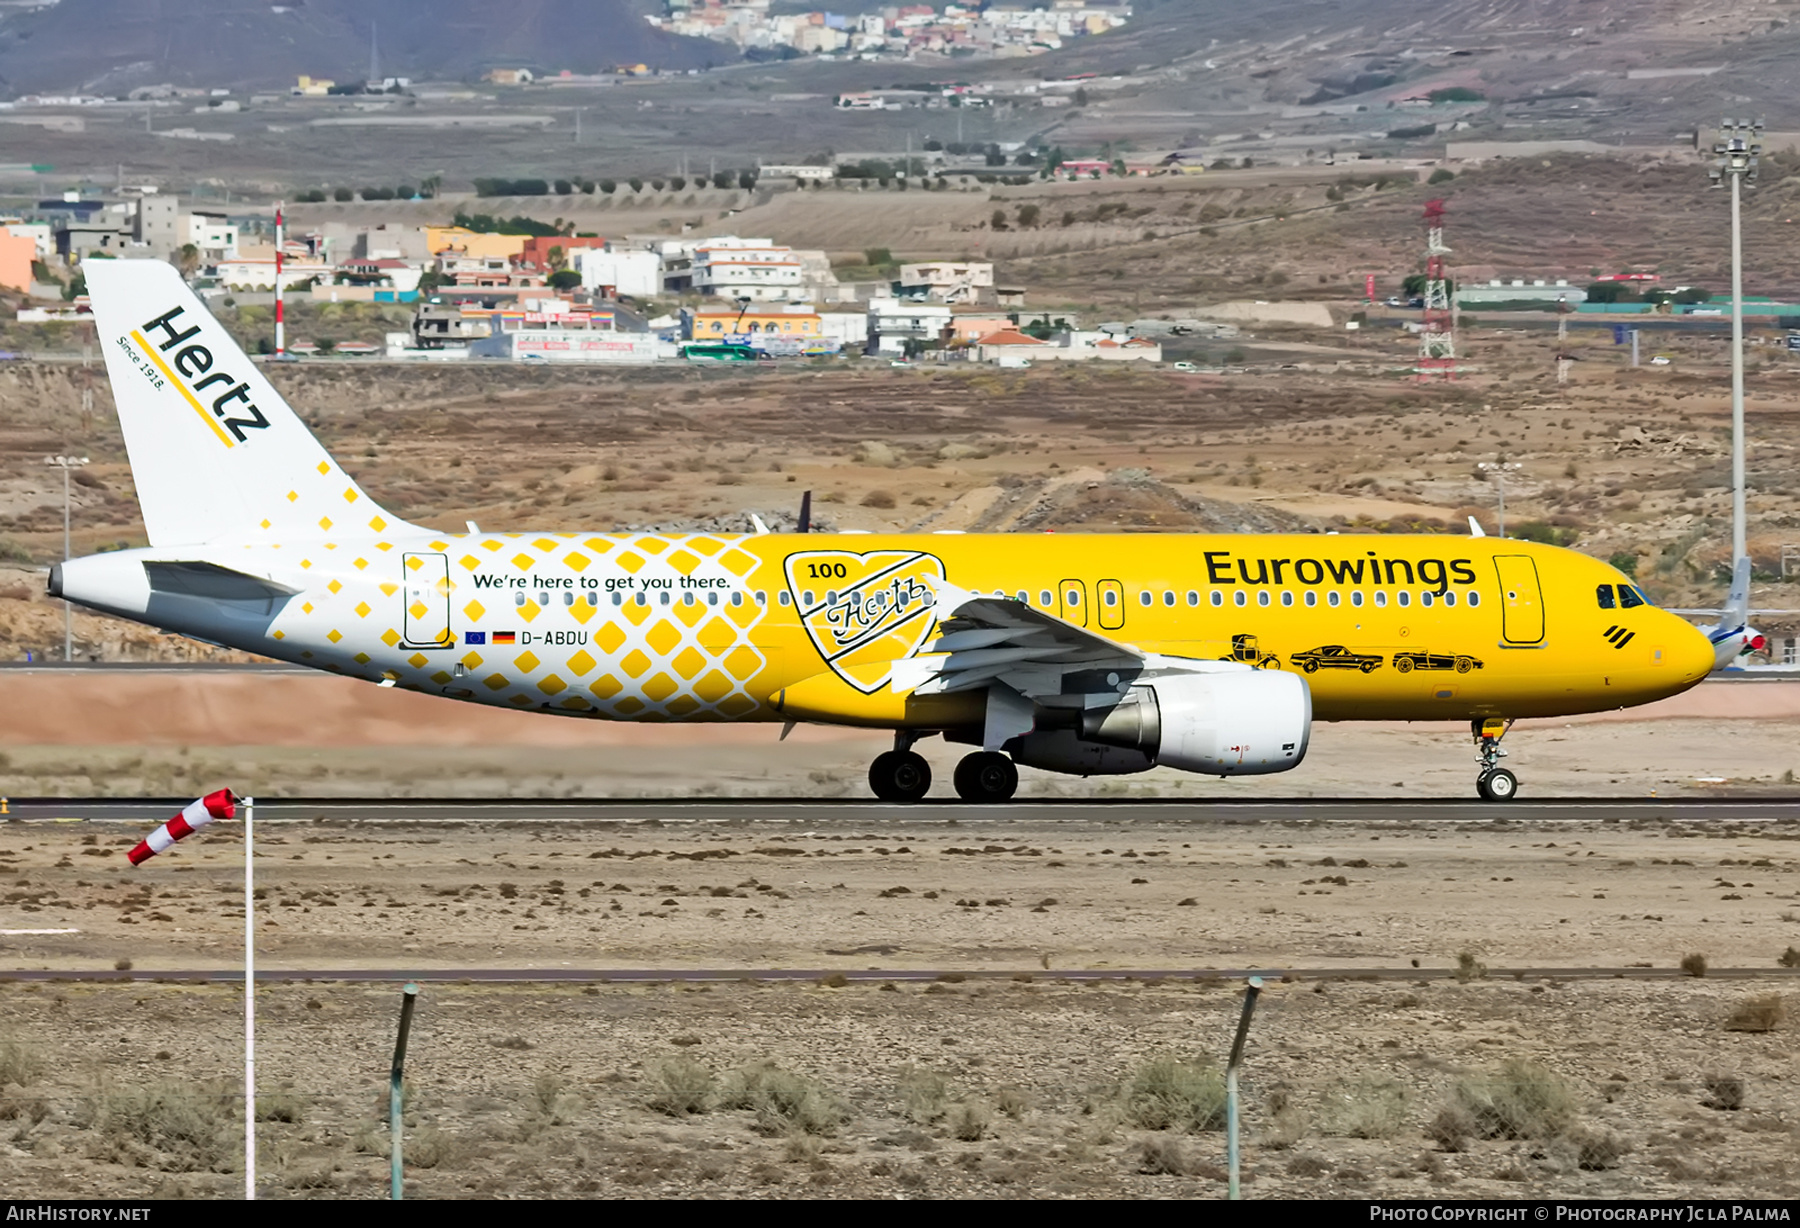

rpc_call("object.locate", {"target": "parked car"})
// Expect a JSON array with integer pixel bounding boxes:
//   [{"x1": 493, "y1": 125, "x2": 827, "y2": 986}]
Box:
[
  {"x1": 1172, "y1": 361, "x2": 1197, "y2": 372},
  {"x1": 1290, "y1": 644, "x2": 1383, "y2": 673},
  {"x1": 1392, "y1": 650, "x2": 1483, "y2": 674}
]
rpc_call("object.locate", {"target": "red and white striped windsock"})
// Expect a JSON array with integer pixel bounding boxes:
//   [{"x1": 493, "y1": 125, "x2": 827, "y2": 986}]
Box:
[{"x1": 128, "y1": 790, "x2": 238, "y2": 866}]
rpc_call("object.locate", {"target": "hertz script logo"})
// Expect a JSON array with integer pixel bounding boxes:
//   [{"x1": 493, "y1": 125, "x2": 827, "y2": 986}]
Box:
[{"x1": 784, "y1": 549, "x2": 944, "y2": 693}]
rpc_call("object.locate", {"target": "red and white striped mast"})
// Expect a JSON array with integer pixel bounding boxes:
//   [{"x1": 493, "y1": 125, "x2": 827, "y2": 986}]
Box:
[{"x1": 274, "y1": 201, "x2": 286, "y2": 357}]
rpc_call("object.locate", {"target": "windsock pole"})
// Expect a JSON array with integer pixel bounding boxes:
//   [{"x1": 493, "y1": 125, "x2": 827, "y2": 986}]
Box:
[
  {"x1": 244, "y1": 794, "x2": 256, "y2": 1200},
  {"x1": 274, "y1": 204, "x2": 285, "y2": 357}
]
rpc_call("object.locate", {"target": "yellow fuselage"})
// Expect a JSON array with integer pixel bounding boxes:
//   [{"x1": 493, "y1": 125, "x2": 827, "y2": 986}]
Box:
[{"x1": 213, "y1": 529, "x2": 1714, "y2": 728}]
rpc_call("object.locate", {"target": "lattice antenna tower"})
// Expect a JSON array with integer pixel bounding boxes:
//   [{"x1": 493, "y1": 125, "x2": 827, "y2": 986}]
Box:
[{"x1": 1417, "y1": 198, "x2": 1456, "y2": 379}]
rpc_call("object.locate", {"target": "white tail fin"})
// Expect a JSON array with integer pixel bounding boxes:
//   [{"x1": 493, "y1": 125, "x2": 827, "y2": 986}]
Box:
[
  {"x1": 85, "y1": 260, "x2": 411, "y2": 547},
  {"x1": 1724, "y1": 555, "x2": 1751, "y2": 631}
]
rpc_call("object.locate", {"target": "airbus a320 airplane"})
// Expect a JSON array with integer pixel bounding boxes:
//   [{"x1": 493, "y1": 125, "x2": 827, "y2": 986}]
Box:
[{"x1": 54, "y1": 262, "x2": 1717, "y2": 802}]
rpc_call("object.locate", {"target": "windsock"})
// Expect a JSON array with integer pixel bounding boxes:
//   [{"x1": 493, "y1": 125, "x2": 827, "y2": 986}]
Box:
[{"x1": 127, "y1": 790, "x2": 238, "y2": 866}]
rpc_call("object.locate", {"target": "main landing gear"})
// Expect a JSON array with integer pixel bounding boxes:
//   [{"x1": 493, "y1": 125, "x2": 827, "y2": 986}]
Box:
[
  {"x1": 1473, "y1": 717, "x2": 1518, "y2": 802},
  {"x1": 953, "y1": 751, "x2": 1019, "y2": 803},
  {"x1": 867, "y1": 736, "x2": 1022, "y2": 803}
]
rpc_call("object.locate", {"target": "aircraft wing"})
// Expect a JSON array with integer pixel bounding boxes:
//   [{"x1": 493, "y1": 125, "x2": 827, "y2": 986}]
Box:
[{"x1": 894, "y1": 577, "x2": 1144, "y2": 698}]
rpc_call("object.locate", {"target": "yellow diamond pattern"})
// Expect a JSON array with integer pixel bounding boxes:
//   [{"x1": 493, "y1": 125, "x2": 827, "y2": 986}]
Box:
[
  {"x1": 514, "y1": 650, "x2": 540, "y2": 673},
  {"x1": 343, "y1": 487, "x2": 359, "y2": 503},
  {"x1": 380, "y1": 582, "x2": 399, "y2": 597},
  {"x1": 565, "y1": 552, "x2": 590, "y2": 572},
  {"x1": 671, "y1": 646, "x2": 706, "y2": 679},
  {"x1": 326, "y1": 629, "x2": 342, "y2": 643},
  {"x1": 408, "y1": 652, "x2": 429, "y2": 669},
  {"x1": 645, "y1": 621, "x2": 681, "y2": 656},
  {"x1": 538, "y1": 674, "x2": 567, "y2": 695},
  {"x1": 409, "y1": 601, "x2": 428, "y2": 619},
  {"x1": 512, "y1": 553, "x2": 536, "y2": 571},
  {"x1": 567, "y1": 650, "x2": 596, "y2": 676},
  {"x1": 354, "y1": 601, "x2": 372, "y2": 618},
  {"x1": 464, "y1": 600, "x2": 486, "y2": 621},
  {"x1": 621, "y1": 650, "x2": 652, "y2": 678},
  {"x1": 643, "y1": 672, "x2": 678, "y2": 702},
  {"x1": 484, "y1": 674, "x2": 510, "y2": 691},
  {"x1": 596, "y1": 623, "x2": 626, "y2": 653},
  {"x1": 460, "y1": 555, "x2": 481, "y2": 571},
  {"x1": 382, "y1": 629, "x2": 401, "y2": 647}
]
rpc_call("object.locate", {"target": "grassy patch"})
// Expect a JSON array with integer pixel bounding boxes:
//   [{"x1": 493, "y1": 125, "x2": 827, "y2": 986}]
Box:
[
  {"x1": 1444, "y1": 1060, "x2": 1576, "y2": 1141},
  {"x1": 1122, "y1": 1056, "x2": 1226, "y2": 1133}
]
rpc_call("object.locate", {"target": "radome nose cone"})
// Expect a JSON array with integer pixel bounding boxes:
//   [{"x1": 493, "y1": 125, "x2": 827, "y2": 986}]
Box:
[{"x1": 1680, "y1": 618, "x2": 1720, "y2": 682}]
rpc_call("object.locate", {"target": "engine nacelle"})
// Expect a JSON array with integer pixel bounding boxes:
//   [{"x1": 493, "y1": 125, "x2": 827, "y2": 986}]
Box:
[
  {"x1": 1006, "y1": 728, "x2": 1155, "y2": 776},
  {"x1": 1080, "y1": 670, "x2": 1311, "y2": 776}
]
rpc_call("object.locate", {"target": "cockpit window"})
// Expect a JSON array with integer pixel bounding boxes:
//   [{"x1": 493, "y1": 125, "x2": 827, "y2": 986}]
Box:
[
  {"x1": 1618, "y1": 585, "x2": 1645, "y2": 610},
  {"x1": 1596, "y1": 584, "x2": 1616, "y2": 610}
]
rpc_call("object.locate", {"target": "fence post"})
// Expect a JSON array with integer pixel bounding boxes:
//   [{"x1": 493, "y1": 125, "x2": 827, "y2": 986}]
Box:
[
  {"x1": 243, "y1": 795, "x2": 255, "y2": 1201},
  {"x1": 390, "y1": 983, "x2": 419, "y2": 1200},
  {"x1": 1225, "y1": 975, "x2": 1263, "y2": 1201}
]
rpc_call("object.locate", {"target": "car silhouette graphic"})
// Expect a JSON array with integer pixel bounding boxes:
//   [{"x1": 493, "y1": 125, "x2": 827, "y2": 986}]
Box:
[{"x1": 1290, "y1": 645, "x2": 1383, "y2": 674}]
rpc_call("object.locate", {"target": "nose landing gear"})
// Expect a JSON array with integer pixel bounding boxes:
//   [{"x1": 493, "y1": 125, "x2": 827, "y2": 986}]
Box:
[{"x1": 1473, "y1": 716, "x2": 1518, "y2": 801}]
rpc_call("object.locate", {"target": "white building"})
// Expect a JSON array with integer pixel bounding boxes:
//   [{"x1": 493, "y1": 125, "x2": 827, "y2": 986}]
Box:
[
  {"x1": 867, "y1": 297, "x2": 952, "y2": 355},
  {"x1": 578, "y1": 247, "x2": 662, "y2": 299},
  {"x1": 817, "y1": 310, "x2": 870, "y2": 351},
  {"x1": 184, "y1": 211, "x2": 239, "y2": 260},
  {"x1": 693, "y1": 236, "x2": 805, "y2": 302},
  {"x1": 898, "y1": 260, "x2": 994, "y2": 304}
]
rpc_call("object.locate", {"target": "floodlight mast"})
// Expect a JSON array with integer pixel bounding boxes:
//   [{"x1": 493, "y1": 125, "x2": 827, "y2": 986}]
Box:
[{"x1": 1712, "y1": 118, "x2": 1761, "y2": 563}]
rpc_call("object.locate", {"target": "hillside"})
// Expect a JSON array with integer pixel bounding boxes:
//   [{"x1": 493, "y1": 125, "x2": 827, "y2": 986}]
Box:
[{"x1": 0, "y1": 0, "x2": 727, "y2": 96}]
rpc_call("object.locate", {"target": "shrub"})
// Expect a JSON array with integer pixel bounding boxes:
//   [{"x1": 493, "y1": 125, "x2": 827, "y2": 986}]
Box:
[
  {"x1": 1724, "y1": 994, "x2": 1786, "y2": 1033},
  {"x1": 0, "y1": 1035, "x2": 41, "y2": 1088},
  {"x1": 860, "y1": 490, "x2": 896, "y2": 509},
  {"x1": 721, "y1": 1062, "x2": 846, "y2": 1136},
  {"x1": 1563, "y1": 1123, "x2": 1633, "y2": 1170},
  {"x1": 1447, "y1": 1060, "x2": 1576, "y2": 1140},
  {"x1": 1778, "y1": 946, "x2": 1800, "y2": 969},
  {"x1": 1702, "y1": 1076, "x2": 1744, "y2": 1111},
  {"x1": 405, "y1": 1127, "x2": 471, "y2": 1168},
  {"x1": 948, "y1": 1101, "x2": 990, "y2": 1141},
  {"x1": 91, "y1": 1083, "x2": 236, "y2": 1172},
  {"x1": 898, "y1": 1067, "x2": 949, "y2": 1124},
  {"x1": 1427, "y1": 1104, "x2": 1475, "y2": 1152},
  {"x1": 1132, "y1": 1133, "x2": 1212, "y2": 1176},
  {"x1": 649, "y1": 1057, "x2": 715, "y2": 1116},
  {"x1": 1455, "y1": 951, "x2": 1487, "y2": 983},
  {"x1": 255, "y1": 1090, "x2": 305, "y2": 1123},
  {"x1": 1123, "y1": 1056, "x2": 1226, "y2": 1133},
  {"x1": 1680, "y1": 953, "x2": 1708, "y2": 978},
  {"x1": 1329, "y1": 1075, "x2": 1409, "y2": 1139},
  {"x1": 1427, "y1": 168, "x2": 1455, "y2": 184}
]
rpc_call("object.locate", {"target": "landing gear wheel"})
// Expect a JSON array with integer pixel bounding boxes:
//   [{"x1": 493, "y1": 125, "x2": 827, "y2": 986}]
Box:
[
  {"x1": 1477, "y1": 768, "x2": 1518, "y2": 802},
  {"x1": 953, "y1": 752, "x2": 1019, "y2": 802},
  {"x1": 869, "y1": 750, "x2": 932, "y2": 802}
]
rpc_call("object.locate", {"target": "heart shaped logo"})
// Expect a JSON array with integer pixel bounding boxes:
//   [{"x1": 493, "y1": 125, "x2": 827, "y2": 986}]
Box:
[{"x1": 784, "y1": 549, "x2": 945, "y2": 693}]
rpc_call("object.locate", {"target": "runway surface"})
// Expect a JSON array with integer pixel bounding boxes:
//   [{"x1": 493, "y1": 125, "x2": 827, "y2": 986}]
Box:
[
  {"x1": 4, "y1": 966, "x2": 1797, "y2": 984},
  {"x1": 5, "y1": 796, "x2": 1800, "y2": 823}
]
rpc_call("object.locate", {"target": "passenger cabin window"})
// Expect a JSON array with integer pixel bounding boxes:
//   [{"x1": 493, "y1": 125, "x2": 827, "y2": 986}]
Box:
[
  {"x1": 731, "y1": 592, "x2": 744, "y2": 607},
  {"x1": 1596, "y1": 584, "x2": 1616, "y2": 610},
  {"x1": 1328, "y1": 591, "x2": 1340, "y2": 607},
  {"x1": 1039, "y1": 590, "x2": 1053, "y2": 606},
  {"x1": 1618, "y1": 585, "x2": 1644, "y2": 610},
  {"x1": 1396, "y1": 591, "x2": 1410, "y2": 608},
  {"x1": 514, "y1": 591, "x2": 526, "y2": 607},
  {"x1": 1467, "y1": 592, "x2": 1480, "y2": 608},
  {"x1": 1257, "y1": 591, "x2": 1270, "y2": 607},
  {"x1": 563, "y1": 591, "x2": 574, "y2": 606},
  {"x1": 611, "y1": 592, "x2": 623, "y2": 606},
  {"x1": 1104, "y1": 590, "x2": 1119, "y2": 607},
  {"x1": 1304, "y1": 591, "x2": 1317, "y2": 607},
  {"x1": 1163, "y1": 591, "x2": 1175, "y2": 607},
  {"x1": 776, "y1": 591, "x2": 788, "y2": 606},
  {"x1": 1065, "y1": 589, "x2": 1081, "y2": 607},
  {"x1": 1137, "y1": 591, "x2": 1151, "y2": 607},
  {"x1": 1187, "y1": 591, "x2": 1199, "y2": 607},
  {"x1": 1351, "y1": 591, "x2": 1365, "y2": 607},
  {"x1": 1210, "y1": 591, "x2": 1223, "y2": 607},
  {"x1": 1281, "y1": 591, "x2": 1294, "y2": 607}
]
